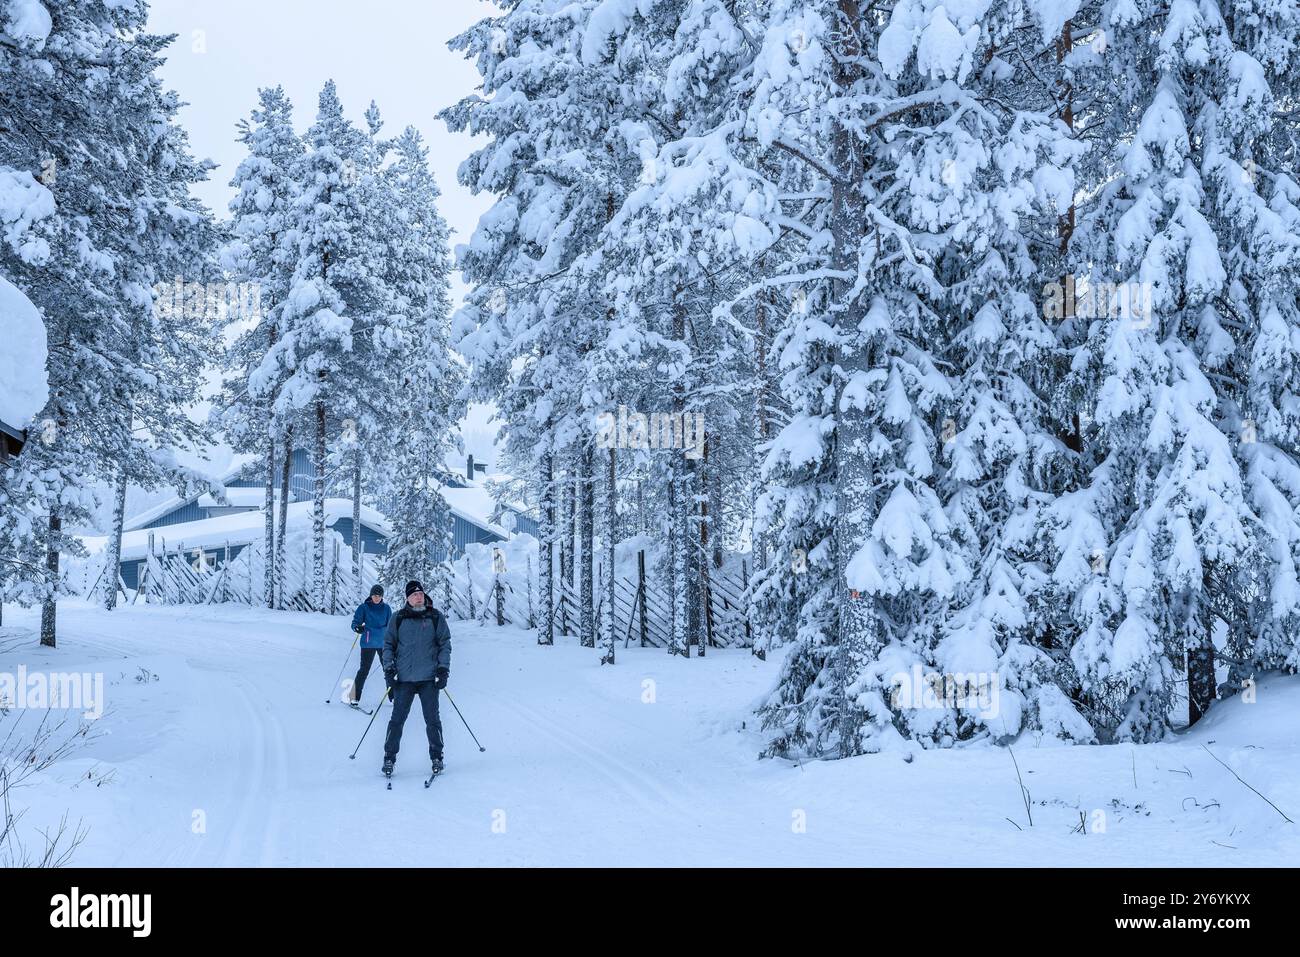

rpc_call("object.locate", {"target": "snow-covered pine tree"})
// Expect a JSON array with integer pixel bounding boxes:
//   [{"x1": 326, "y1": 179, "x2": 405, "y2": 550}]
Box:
[
  {"x1": 217, "y1": 86, "x2": 304, "y2": 609},
  {"x1": 0, "y1": 0, "x2": 216, "y2": 642},
  {"x1": 98, "y1": 67, "x2": 218, "y2": 611},
  {"x1": 0, "y1": 2, "x2": 56, "y2": 617},
  {"x1": 326, "y1": 100, "x2": 406, "y2": 598},
  {"x1": 1054, "y1": 0, "x2": 1300, "y2": 737},
  {"x1": 269, "y1": 80, "x2": 385, "y2": 611},
  {"x1": 585, "y1": 0, "x2": 1086, "y2": 754},
  {"x1": 925, "y1": 5, "x2": 1093, "y2": 745},
  {"x1": 550, "y1": 0, "x2": 769, "y2": 660},
  {"x1": 444, "y1": 0, "x2": 637, "y2": 651},
  {"x1": 370, "y1": 127, "x2": 461, "y2": 598}
]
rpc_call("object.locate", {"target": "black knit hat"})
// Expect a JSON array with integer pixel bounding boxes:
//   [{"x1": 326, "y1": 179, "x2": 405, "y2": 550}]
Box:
[
  {"x1": 370, "y1": 584, "x2": 384, "y2": 597},
  {"x1": 405, "y1": 580, "x2": 424, "y2": 598}
]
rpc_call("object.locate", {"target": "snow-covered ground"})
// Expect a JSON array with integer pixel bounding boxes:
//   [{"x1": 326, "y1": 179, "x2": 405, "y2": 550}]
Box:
[{"x1": 0, "y1": 601, "x2": 1295, "y2": 866}]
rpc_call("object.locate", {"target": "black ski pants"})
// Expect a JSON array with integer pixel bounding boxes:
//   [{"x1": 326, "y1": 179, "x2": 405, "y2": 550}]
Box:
[{"x1": 384, "y1": 680, "x2": 443, "y2": 763}]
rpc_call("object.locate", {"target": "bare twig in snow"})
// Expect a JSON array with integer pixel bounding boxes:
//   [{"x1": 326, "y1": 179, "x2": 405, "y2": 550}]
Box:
[
  {"x1": 1008, "y1": 746, "x2": 1033, "y2": 827},
  {"x1": 1201, "y1": 744, "x2": 1294, "y2": 824}
]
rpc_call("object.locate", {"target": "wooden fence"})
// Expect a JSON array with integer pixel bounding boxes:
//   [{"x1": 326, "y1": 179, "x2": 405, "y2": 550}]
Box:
[
  {"x1": 90, "y1": 534, "x2": 380, "y2": 616},
  {"x1": 85, "y1": 539, "x2": 753, "y2": 649},
  {"x1": 552, "y1": 551, "x2": 752, "y2": 649}
]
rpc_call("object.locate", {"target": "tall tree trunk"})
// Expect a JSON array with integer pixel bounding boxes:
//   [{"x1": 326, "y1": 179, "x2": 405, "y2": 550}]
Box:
[
  {"x1": 667, "y1": 465, "x2": 684, "y2": 656},
  {"x1": 1187, "y1": 636, "x2": 1216, "y2": 726},
  {"x1": 264, "y1": 317, "x2": 280, "y2": 610},
  {"x1": 601, "y1": 446, "x2": 617, "y2": 664},
  {"x1": 754, "y1": 290, "x2": 775, "y2": 573},
  {"x1": 277, "y1": 426, "x2": 293, "y2": 609},
  {"x1": 699, "y1": 432, "x2": 719, "y2": 656},
  {"x1": 1056, "y1": 19, "x2": 1076, "y2": 258},
  {"x1": 669, "y1": 290, "x2": 691, "y2": 657},
  {"x1": 1056, "y1": 19, "x2": 1084, "y2": 457},
  {"x1": 40, "y1": 509, "x2": 60, "y2": 647},
  {"x1": 313, "y1": 401, "x2": 327, "y2": 612},
  {"x1": 352, "y1": 448, "x2": 362, "y2": 596},
  {"x1": 539, "y1": 442, "x2": 555, "y2": 645},
  {"x1": 579, "y1": 443, "x2": 595, "y2": 648},
  {"x1": 1188, "y1": 586, "x2": 1215, "y2": 725},
  {"x1": 636, "y1": 475, "x2": 645, "y2": 537},
  {"x1": 682, "y1": 463, "x2": 699, "y2": 656},
  {"x1": 567, "y1": 464, "x2": 577, "y2": 592},
  {"x1": 708, "y1": 429, "x2": 724, "y2": 568},
  {"x1": 102, "y1": 469, "x2": 128, "y2": 610},
  {"x1": 557, "y1": 460, "x2": 570, "y2": 636},
  {"x1": 829, "y1": 0, "x2": 876, "y2": 757},
  {"x1": 264, "y1": 436, "x2": 276, "y2": 608}
]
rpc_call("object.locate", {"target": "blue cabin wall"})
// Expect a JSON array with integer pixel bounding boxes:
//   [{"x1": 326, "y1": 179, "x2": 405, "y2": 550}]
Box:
[
  {"x1": 143, "y1": 499, "x2": 206, "y2": 529},
  {"x1": 121, "y1": 541, "x2": 250, "y2": 590},
  {"x1": 122, "y1": 447, "x2": 540, "y2": 589},
  {"x1": 226, "y1": 447, "x2": 313, "y2": 500},
  {"x1": 452, "y1": 514, "x2": 500, "y2": 554},
  {"x1": 142, "y1": 449, "x2": 318, "y2": 530},
  {"x1": 330, "y1": 518, "x2": 389, "y2": 556},
  {"x1": 121, "y1": 513, "x2": 531, "y2": 591},
  {"x1": 510, "y1": 512, "x2": 540, "y2": 538}
]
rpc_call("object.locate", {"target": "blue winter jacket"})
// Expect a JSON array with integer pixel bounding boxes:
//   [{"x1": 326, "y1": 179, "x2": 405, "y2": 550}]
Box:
[{"x1": 351, "y1": 599, "x2": 392, "y2": 649}]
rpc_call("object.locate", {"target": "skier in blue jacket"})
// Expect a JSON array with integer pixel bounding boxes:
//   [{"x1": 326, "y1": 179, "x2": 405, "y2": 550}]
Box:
[{"x1": 348, "y1": 585, "x2": 392, "y2": 707}]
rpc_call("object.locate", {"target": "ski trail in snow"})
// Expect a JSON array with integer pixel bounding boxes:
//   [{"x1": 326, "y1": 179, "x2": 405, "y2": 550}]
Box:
[
  {"x1": 214, "y1": 675, "x2": 271, "y2": 865},
  {"x1": 488, "y1": 692, "x2": 698, "y2": 820},
  {"x1": 5, "y1": 604, "x2": 1297, "y2": 866}
]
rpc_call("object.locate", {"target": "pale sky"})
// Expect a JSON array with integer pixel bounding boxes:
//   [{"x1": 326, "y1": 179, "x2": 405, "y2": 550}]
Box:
[{"x1": 146, "y1": 0, "x2": 498, "y2": 304}]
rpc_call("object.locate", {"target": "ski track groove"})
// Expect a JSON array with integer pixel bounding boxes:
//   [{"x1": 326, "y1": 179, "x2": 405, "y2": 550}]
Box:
[
  {"x1": 198, "y1": 668, "x2": 290, "y2": 867},
  {"x1": 488, "y1": 691, "x2": 698, "y2": 822}
]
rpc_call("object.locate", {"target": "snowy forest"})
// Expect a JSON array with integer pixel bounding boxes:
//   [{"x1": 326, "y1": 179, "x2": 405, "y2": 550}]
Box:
[
  {"x1": 0, "y1": 0, "x2": 1299, "y2": 877},
  {"x1": 449, "y1": 0, "x2": 1300, "y2": 758}
]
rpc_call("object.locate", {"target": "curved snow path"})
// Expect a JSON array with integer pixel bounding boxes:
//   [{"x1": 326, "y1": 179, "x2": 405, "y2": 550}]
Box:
[{"x1": 1, "y1": 601, "x2": 1297, "y2": 866}]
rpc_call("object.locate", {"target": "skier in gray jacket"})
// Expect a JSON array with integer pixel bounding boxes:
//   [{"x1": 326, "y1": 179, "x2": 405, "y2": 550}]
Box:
[{"x1": 380, "y1": 579, "x2": 452, "y2": 777}]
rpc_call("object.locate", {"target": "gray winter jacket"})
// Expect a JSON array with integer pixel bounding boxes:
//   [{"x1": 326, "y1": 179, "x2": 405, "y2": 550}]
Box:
[{"x1": 381, "y1": 602, "x2": 451, "y2": 683}]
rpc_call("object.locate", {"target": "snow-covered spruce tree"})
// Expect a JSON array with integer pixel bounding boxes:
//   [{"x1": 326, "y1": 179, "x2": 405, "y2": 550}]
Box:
[
  {"x1": 370, "y1": 127, "x2": 462, "y2": 599},
  {"x1": 1051, "y1": 0, "x2": 1300, "y2": 738},
  {"x1": 444, "y1": 0, "x2": 635, "y2": 649},
  {"x1": 597, "y1": 1, "x2": 1083, "y2": 754},
  {"x1": 267, "y1": 81, "x2": 387, "y2": 611},
  {"x1": 324, "y1": 101, "x2": 408, "y2": 597},
  {"x1": 924, "y1": 8, "x2": 1093, "y2": 745},
  {"x1": 0, "y1": 0, "x2": 216, "y2": 642},
  {"x1": 215, "y1": 85, "x2": 304, "y2": 609},
  {"x1": 97, "y1": 69, "x2": 218, "y2": 613},
  {"x1": 585, "y1": 0, "x2": 769, "y2": 658}
]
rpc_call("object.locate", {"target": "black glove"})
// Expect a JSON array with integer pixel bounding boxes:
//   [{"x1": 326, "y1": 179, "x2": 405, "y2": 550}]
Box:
[
  {"x1": 353, "y1": 623, "x2": 364, "y2": 635},
  {"x1": 384, "y1": 669, "x2": 398, "y2": 690},
  {"x1": 433, "y1": 668, "x2": 449, "y2": 690}
]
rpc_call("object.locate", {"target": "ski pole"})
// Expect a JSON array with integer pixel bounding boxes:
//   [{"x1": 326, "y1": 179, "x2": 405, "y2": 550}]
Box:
[
  {"x1": 441, "y1": 689, "x2": 486, "y2": 753},
  {"x1": 326, "y1": 631, "x2": 362, "y2": 704},
  {"x1": 349, "y1": 683, "x2": 394, "y2": 760}
]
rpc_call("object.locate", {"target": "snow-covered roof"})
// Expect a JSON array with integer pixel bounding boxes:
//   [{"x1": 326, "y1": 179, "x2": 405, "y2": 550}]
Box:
[
  {"x1": 123, "y1": 453, "x2": 257, "y2": 531},
  {"x1": 108, "y1": 500, "x2": 393, "y2": 562},
  {"x1": 197, "y1": 487, "x2": 265, "y2": 508},
  {"x1": 0, "y1": 273, "x2": 48, "y2": 431},
  {"x1": 439, "y1": 484, "x2": 515, "y2": 538},
  {"x1": 121, "y1": 451, "x2": 530, "y2": 540}
]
